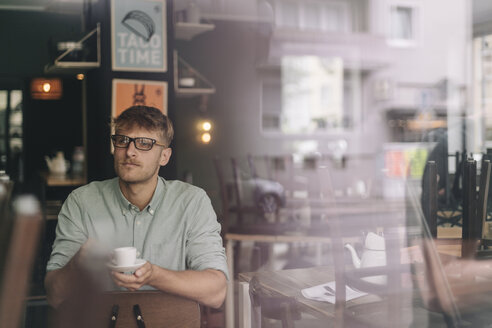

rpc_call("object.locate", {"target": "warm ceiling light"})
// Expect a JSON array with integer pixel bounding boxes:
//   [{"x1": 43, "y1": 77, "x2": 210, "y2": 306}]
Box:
[
  {"x1": 31, "y1": 78, "x2": 62, "y2": 100},
  {"x1": 76, "y1": 74, "x2": 85, "y2": 80},
  {"x1": 201, "y1": 132, "x2": 211, "y2": 144},
  {"x1": 202, "y1": 121, "x2": 212, "y2": 131},
  {"x1": 42, "y1": 83, "x2": 51, "y2": 92}
]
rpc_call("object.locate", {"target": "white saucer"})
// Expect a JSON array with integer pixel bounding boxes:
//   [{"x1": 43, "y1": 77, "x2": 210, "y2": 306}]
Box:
[{"x1": 107, "y1": 258, "x2": 146, "y2": 272}]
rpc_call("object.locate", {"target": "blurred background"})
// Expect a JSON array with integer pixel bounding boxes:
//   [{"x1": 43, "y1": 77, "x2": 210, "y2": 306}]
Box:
[{"x1": 2, "y1": 0, "x2": 492, "y2": 327}]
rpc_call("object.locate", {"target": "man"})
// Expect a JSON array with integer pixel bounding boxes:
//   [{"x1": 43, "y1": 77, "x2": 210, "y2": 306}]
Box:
[{"x1": 45, "y1": 106, "x2": 228, "y2": 309}]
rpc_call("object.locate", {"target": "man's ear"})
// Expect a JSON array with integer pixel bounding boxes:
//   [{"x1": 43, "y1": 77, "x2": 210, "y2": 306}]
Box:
[{"x1": 159, "y1": 147, "x2": 172, "y2": 166}]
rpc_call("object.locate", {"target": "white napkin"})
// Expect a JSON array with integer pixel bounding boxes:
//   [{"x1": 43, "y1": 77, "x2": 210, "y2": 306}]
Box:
[{"x1": 301, "y1": 281, "x2": 368, "y2": 304}]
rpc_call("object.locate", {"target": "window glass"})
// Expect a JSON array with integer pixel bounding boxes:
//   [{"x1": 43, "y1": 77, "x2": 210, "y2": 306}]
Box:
[
  {"x1": 281, "y1": 56, "x2": 344, "y2": 134},
  {"x1": 391, "y1": 6, "x2": 414, "y2": 40},
  {"x1": 10, "y1": 90, "x2": 22, "y2": 110},
  {"x1": 0, "y1": 91, "x2": 7, "y2": 112}
]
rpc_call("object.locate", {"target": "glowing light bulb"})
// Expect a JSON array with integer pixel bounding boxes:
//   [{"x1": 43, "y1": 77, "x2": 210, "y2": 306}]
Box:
[
  {"x1": 201, "y1": 132, "x2": 211, "y2": 144},
  {"x1": 202, "y1": 121, "x2": 212, "y2": 131},
  {"x1": 76, "y1": 74, "x2": 85, "y2": 80},
  {"x1": 42, "y1": 83, "x2": 51, "y2": 93}
]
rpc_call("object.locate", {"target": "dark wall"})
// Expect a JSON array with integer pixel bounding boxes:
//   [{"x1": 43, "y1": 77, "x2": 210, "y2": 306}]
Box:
[
  {"x1": 85, "y1": 0, "x2": 176, "y2": 181},
  {"x1": 0, "y1": 10, "x2": 82, "y2": 77},
  {"x1": 23, "y1": 78, "x2": 83, "y2": 182},
  {"x1": 0, "y1": 0, "x2": 177, "y2": 185}
]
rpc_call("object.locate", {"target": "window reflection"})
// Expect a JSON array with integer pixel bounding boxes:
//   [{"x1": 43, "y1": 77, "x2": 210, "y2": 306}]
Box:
[
  {"x1": 262, "y1": 56, "x2": 358, "y2": 134},
  {"x1": 391, "y1": 6, "x2": 414, "y2": 40}
]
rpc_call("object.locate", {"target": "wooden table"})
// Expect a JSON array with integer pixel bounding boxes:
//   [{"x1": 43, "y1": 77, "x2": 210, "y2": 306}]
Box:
[
  {"x1": 224, "y1": 198, "x2": 406, "y2": 328},
  {"x1": 224, "y1": 233, "x2": 332, "y2": 328},
  {"x1": 236, "y1": 267, "x2": 384, "y2": 328}
]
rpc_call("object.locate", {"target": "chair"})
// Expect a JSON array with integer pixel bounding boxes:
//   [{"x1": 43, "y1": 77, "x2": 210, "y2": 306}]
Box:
[
  {"x1": 53, "y1": 290, "x2": 201, "y2": 328},
  {"x1": 328, "y1": 203, "x2": 413, "y2": 328},
  {"x1": 249, "y1": 275, "x2": 301, "y2": 328},
  {"x1": 423, "y1": 159, "x2": 491, "y2": 257},
  {"x1": 411, "y1": 160, "x2": 492, "y2": 327},
  {"x1": 214, "y1": 156, "x2": 297, "y2": 273},
  {"x1": 215, "y1": 156, "x2": 315, "y2": 327},
  {"x1": 0, "y1": 195, "x2": 43, "y2": 328}
]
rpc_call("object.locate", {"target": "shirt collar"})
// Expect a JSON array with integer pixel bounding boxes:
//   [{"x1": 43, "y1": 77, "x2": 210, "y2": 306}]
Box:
[{"x1": 116, "y1": 177, "x2": 165, "y2": 216}]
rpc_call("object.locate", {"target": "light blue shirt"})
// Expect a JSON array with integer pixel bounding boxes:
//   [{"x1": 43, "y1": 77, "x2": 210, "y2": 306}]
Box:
[{"x1": 47, "y1": 177, "x2": 229, "y2": 281}]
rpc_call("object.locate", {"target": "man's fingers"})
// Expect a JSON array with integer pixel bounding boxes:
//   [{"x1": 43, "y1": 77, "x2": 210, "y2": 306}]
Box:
[
  {"x1": 135, "y1": 262, "x2": 151, "y2": 277},
  {"x1": 111, "y1": 271, "x2": 147, "y2": 285},
  {"x1": 112, "y1": 271, "x2": 135, "y2": 282},
  {"x1": 111, "y1": 263, "x2": 152, "y2": 290}
]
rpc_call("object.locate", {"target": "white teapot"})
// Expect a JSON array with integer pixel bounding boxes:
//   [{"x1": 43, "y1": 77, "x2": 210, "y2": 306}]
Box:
[
  {"x1": 344, "y1": 232, "x2": 387, "y2": 285},
  {"x1": 45, "y1": 151, "x2": 70, "y2": 176}
]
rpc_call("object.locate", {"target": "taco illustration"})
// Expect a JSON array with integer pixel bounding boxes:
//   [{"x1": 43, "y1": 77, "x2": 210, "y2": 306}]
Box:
[{"x1": 122, "y1": 10, "x2": 155, "y2": 42}]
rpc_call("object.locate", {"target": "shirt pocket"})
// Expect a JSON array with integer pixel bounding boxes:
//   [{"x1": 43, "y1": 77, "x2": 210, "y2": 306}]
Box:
[{"x1": 150, "y1": 242, "x2": 184, "y2": 271}]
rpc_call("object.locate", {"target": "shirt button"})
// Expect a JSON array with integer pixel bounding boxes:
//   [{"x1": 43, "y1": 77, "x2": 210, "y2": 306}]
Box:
[
  {"x1": 149, "y1": 209, "x2": 154, "y2": 215},
  {"x1": 136, "y1": 221, "x2": 141, "y2": 225}
]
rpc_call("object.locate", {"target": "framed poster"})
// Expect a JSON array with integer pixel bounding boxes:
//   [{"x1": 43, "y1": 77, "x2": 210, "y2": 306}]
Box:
[
  {"x1": 112, "y1": 78, "x2": 168, "y2": 118},
  {"x1": 111, "y1": 0, "x2": 167, "y2": 72}
]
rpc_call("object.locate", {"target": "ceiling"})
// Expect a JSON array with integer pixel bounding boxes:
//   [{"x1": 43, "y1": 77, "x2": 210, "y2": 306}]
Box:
[
  {"x1": 0, "y1": 0, "x2": 95, "y2": 14},
  {"x1": 1, "y1": 0, "x2": 492, "y2": 25}
]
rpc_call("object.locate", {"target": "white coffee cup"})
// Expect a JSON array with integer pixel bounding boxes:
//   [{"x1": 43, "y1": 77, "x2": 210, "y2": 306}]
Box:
[{"x1": 113, "y1": 247, "x2": 137, "y2": 266}]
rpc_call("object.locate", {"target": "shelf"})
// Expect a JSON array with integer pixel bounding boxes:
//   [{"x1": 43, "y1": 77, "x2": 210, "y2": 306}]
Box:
[
  {"x1": 175, "y1": 87, "x2": 215, "y2": 97},
  {"x1": 174, "y1": 22, "x2": 215, "y2": 41},
  {"x1": 41, "y1": 172, "x2": 86, "y2": 187},
  {"x1": 44, "y1": 23, "x2": 101, "y2": 74},
  {"x1": 174, "y1": 50, "x2": 215, "y2": 97}
]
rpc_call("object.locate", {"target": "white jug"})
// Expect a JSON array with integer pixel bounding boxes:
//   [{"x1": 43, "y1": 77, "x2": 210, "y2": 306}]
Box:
[
  {"x1": 45, "y1": 151, "x2": 70, "y2": 176},
  {"x1": 344, "y1": 232, "x2": 387, "y2": 285}
]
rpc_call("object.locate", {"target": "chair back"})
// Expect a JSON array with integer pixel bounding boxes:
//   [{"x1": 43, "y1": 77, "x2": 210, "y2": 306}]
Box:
[
  {"x1": 408, "y1": 159, "x2": 492, "y2": 325},
  {"x1": 326, "y1": 180, "x2": 412, "y2": 327},
  {"x1": 231, "y1": 157, "x2": 247, "y2": 224},
  {"x1": 54, "y1": 291, "x2": 200, "y2": 328},
  {"x1": 213, "y1": 156, "x2": 232, "y2": 236},
  {"x1": 0, "y1": 181, "x2": 15, "y2": 278},
  {"x1": 461, "y1": 159, "x2": 491, "y2": 257},
  {"x1": 0, "y1": 195, "x2": 42, "y2": 328},
  {"x1": 422, "y1": 161, "x2": 438, "y2": 238},
  {"x1": 477, "y1": 160, "x2": 491, "y2": 240}
]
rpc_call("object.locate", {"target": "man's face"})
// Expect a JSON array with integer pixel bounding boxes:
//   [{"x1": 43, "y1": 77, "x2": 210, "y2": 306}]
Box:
[{"x1": 113, "y1": 126, "x2": 171, "y2": 185}]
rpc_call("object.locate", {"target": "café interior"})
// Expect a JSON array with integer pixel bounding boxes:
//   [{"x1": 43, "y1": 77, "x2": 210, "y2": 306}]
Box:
[{"x1": 3, "y1": 0, "x2": 492, "y2": 327}]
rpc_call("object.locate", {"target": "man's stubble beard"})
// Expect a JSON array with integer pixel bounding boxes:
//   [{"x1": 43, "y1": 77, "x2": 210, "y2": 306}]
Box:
[{"x1": 116, "y1": 162, "x2": 161, "y2": 185}]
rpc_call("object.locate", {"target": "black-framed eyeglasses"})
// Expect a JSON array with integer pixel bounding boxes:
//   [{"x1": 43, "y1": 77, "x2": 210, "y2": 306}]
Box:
[{"x1": 111, "y1": 134, "x2": 166, "y2": 151}]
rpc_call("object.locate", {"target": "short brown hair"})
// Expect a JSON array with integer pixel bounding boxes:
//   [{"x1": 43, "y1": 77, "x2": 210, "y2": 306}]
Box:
[{"x1": 112, "y1": 106, "x2": 174, "y2": 147}]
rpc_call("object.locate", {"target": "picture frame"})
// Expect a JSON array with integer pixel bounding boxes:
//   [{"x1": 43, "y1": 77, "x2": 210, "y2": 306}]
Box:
[
  {"x1": 112, "y1": 78, "x2": 168, "y2": 118},
  {"x1": 111, "y1": 0, "x2": 167, "y2": 72}
]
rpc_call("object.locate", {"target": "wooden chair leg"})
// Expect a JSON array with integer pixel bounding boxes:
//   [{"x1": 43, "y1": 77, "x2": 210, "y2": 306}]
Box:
[
  {"x1": 233, "y1": 241, "x2": 241, "y2": 279},
  {"x1": 251, "y1": 245, "x2": 262, "y2": 271}
]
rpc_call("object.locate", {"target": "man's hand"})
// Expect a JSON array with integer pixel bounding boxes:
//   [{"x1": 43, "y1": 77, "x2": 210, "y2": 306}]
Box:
[
  {"x1": 111, "y1": 261, "x2": 154, "y2": 291},
  {"x1": 111, "y1": 263, "x2": 226, "y2": 308}
]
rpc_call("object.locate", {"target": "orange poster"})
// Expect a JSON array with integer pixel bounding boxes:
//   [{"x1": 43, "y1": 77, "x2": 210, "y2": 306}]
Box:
[{"x1": 112, "y1": 78, "x2": 167, "y2": 118}]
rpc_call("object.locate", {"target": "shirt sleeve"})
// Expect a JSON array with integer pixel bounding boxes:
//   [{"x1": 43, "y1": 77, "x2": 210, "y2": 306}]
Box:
[
  {"x1": 46, "y1": 191, "x2": 88, "y2": 271},
  {"x1": 185, "y1": 190, "x2": 229, "y2": 280}
]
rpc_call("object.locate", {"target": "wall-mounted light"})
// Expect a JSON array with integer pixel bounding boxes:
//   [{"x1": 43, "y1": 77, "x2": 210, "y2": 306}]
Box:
[
  {"x1": 197, "y1": 119, "x2": 213, "y2": 144},
  {"x1": 31, "y1": 78, "x2": 62, "y2": 100},
  {"x1": 42, "y1": 83, "x2": 51, "y2": 92},
  {"x1": 201, "y1": 120, "x2": 212, "y2": 131},
  {"x1": 200, "y1": 132, "x2": 211, "y2": 144},
  {"x1": 76, "y1": 74, "x2": 85, "y2": 81}
]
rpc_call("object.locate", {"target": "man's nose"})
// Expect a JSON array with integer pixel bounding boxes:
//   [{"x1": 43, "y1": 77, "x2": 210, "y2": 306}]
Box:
[{"x1": 126, "y1": 140, "x2": 138, "y2": 155}]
